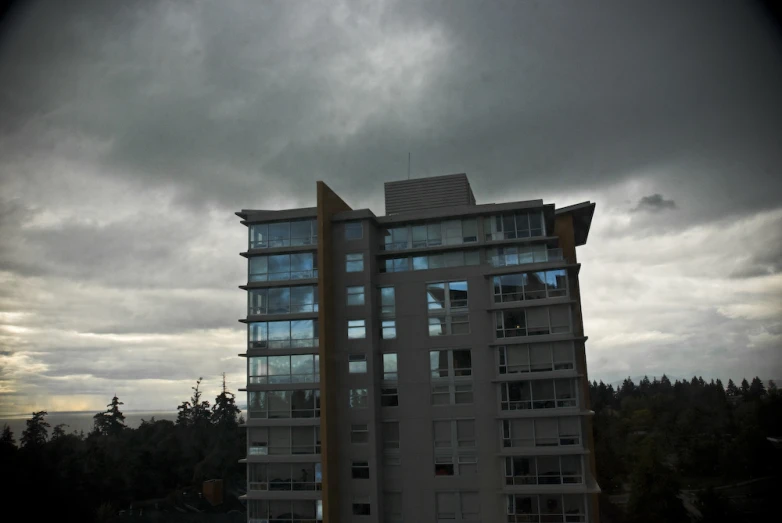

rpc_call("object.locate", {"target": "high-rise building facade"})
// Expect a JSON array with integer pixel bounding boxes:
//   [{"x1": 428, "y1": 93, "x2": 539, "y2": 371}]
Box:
[{"x1": 238, "y1": 174, "x2": 600, "y2": 523}]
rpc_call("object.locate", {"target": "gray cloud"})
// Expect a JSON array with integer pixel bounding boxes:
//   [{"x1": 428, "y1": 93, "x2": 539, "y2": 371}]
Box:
[
  {"x1": 0, "y1": 0, "x2": 781, "y2": 414},
  {"x1": 631, "y1": 194, "x2": 677, "y2": 213}
]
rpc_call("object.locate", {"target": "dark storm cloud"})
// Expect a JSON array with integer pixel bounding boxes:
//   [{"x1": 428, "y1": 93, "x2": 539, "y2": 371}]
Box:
[
  {"x1": 632, "y1": 194, "x2": 677, "y2": 213},
  {"x1": 1, "y1": 0, "x2": 780, "y2": 220}
]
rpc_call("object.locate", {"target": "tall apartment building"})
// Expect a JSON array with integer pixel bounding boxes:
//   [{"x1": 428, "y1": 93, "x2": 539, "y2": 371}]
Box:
[{"x1": 237, "y1": 173, "x2": 600, "y2": 523}]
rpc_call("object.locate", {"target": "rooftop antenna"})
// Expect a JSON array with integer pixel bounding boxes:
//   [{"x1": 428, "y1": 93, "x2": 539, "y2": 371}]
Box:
[{"x1": 407, "y1": 152, "x2": 411, "y2": 180}]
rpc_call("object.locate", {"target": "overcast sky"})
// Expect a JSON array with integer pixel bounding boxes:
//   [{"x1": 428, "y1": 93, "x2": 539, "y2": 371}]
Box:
[{"x1": 1, "y1": 0, "x2": 781, "y2": 416}]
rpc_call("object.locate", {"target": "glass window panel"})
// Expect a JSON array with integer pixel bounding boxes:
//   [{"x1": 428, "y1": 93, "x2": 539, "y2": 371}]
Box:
[
  {"x1": 248, "y1": 288, "x2": 267, "y2": 315},
  {"x1": 291, "y1": 355, "x2": 315, "y2": 382},
  {"x1": 553, "y1": 342, "x2": 574, "y2": 369},
  {"x1": 291, "y1": 252, "x2": 314, "y2": 277},
  {"x1": 428, "y1": 253, "x2": 444, "y2": 269},
  {"x1": 429, "y1": 317, "x2": 445, "y2": 336},
  {"x1": 249, "y1": 223, "x2": 268, "y2": 249},
  {"x1": 535, "y1": 419, "x2": 559, "y2": 446},
  {"x1": 346, "y1": 286, "x2": 365, "y2": 306},
  {"x1": 348, "y1": 319, "x2": 366, "y2": 339},
  {"x1": 505, "y1": 345, "x2": 530, "y2": 372},
  {"x1": 529, "y1": 211, "x2": 544, "y2": 236},
  {"x1": 443, "y1": 220, "x2": 463, "y2": 245},
  {"x1": 291, "y1": 320, "x2": 315, "y2": 341},
  {"x1": 268, "y1": 321, "x2": 291, "y2": 345},
  {"x1": 268, "y1": 356, "x2": 291, "y2": 383},
  {"x1": 383, "y1": 353, "x2": 398, "y2": 380},
  {"x1": 391, "y1": 227, "x2": 409, "y2": 248},
  {"x1": 530, "y1": 344, "x2": 553, "y2": 371},
  {"x1": 427, "y1": 223, "x2": 442, "y2": 245},
  {"x1": 351, "y1": 424, "x2": 369, "y2": 444},
  {"x1": 345, "y1": 221, "x2": 363, "y2": 240},
  {"x1": 382, "y1": 320, "x2": 397, "y2": 339},
  {"x1": 452, "y1": 349, "x2": 472, "y2": 376},
  {"x1": 350, "y1": 388, "x2": 368, "y2": 408},
  {"x1": 546, "y1": 269, "x2": 568, "y2": 297},
  {"x1": 346, "y1": 253, "x2": 364, "y2": 272},
  {"x1": 412, "y1": 256, "x2": 428, "y2": 270},
  {"x1": 267, "y1": 287, "x2": 290, "y2": 314},
  {"x1": 412, "y1": 225, "x2": 427, "y2": 247},
  {"x1": 464, "y1": 250, "x2": 480, "y2": 265},
  {"x1": 268, "y1": 254, "x2": 290, "y2": 280},
  {"x1": 290, "y1": 220, "x2": 312, "y2": 245},
  {"x1": 563, "y1": 494, "x2": 586, "y2": 517},
  {"x1": 462, "y1": 219, "x2": 478, "y2": 242},
  {"x1": 430, "y1": 350, "x2": 449, "y2": 378},
  {"x1": 550, "y1": 305, "x2": 571, "y2": 332},
  {"x1": 268, "y1": 222, "x2": 290, "y2": 247},
  {"x1": 268, "y1": 391, "x2": 291, "y2": 418},
  {"x1": 381, "y1": 287, "x2": 395, "y2": 315},
  {"x1": 249, "y1": 256, "x2": 268, "y2": 281},
  {"x1": 349, "y1": 354, "x2": 367, "y2": 373},
  {"x1": 526, "y1": 308, "x2": 550, "y2": 335},
  {"x1": 436, "y1": 492, "x2": 456, "y2": 518},
  {"x1": 427, "y1": 283, "x2": 446, "y2": 310},
  {"x1": 525, "y1": 272, "x2": 547, "y2": 299},
  {"x1": 449, "y1": 281, "x2": 468, "y2": 308}
]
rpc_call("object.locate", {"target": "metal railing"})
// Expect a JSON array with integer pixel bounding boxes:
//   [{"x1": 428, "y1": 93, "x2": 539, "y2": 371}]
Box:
[
  {"x1": 248, "y1": 338, "x2": 319, "y2": 350},
  {"x1": 248, "y1": 444, "x2": 321, "y2": 456}
]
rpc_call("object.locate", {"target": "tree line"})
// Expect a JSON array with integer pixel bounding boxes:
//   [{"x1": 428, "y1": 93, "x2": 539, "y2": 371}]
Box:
[
  {"x1": 0, "y1": 376, "x2": 245, "y2": 522},
  {"x1": 591, "y1": 375, "x2": 780, "y2": 523}
]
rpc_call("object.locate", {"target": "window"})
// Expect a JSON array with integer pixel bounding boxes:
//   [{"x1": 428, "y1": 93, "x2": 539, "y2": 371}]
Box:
[
  {"x1": 383, "y1": 422, "x2": 400, "y2": 450},
  {"x1": 248, "y1": 286, "x2": 318, "y2": 315},
  {"x1": 247, "y1": 390, "x2": 320, "y2": 419},
  {"x1": 436, "y1": 492, "x2": 480, "y2": 523},
  {"x1": 349, "y1": 354, "x2": 367, "y2": 374},
  {"x1": 383, "y1": 353, "x2": 398, "y2": 380},
  {"x1": 381, "y1": 219, "x2": 477, "y2": 251},
  {"x1": 504, "y1": 456, "x2": 583, "y2": 486},
  {"x1": 350, "y1": 388, "x2": 368, "y2": 408},
  {"x1": 381, "y1": 256, "x2": 410, "y2": 273},
  {"x1": 346, "y1": 253, "x2": 364, "y2": 272},
  {"x1": 501, "y1": 418, "x2": 582, "y2": 448},
  {"x1": 484, "y1": 211, "x2": 544, "y2": 241},
  {"x1": 506, "y1": 494, "x2": 587, "y2": 523},
  {"x1": 351, "y1": 461, "x2": 370, "y2": 479},
  {"x1": 381, "y1": 320, "x2": 397, "y2": 339},
  {"x1": 495, "y1": 305, "x2": 571, "y2": 338},
  {"x1": 249, "y1": 462, "x2": 321, "y2": 491},
  {"x1": 348, "y1": 319, "x2": 366, "y2": 339},
  {"x1": 248, "y1": 219, "x2": 317, "y2": 249},
  {"x1": 433, "y1": 419, "x2": 477, "y2": 476},
  {"x1": 487, "y1": 244, "x2": 564, "y2": 267},
  {"x1": 248, "y1": 354, "x2": 319, "y2": 384},
  {"x1": 430, "y1": 349, "x2": 473, "y2": 405},
  {"x1": 347, "y1": 286, "x2": 365, "y2": 306},
  {"x1": 381, "y1": 387, "x2": 399, "y2": 407},
  {"x1": 351, "y1": 424, "x2": 369, "y2": 444},
  {"x1": 493, "y1": 270, "x2": 568, "y2": 303},
  {"x1": 352, "y1": 502, "x2": 371, "y2": 515},
  {"x1": 345, "y1": 221, "x2": 363, "y2": 240},
  {"x1": 248, "y1": 426, "x2": 321, "y2": 456},
  {"x1": 248, "y1": 500, "x2": 321, "y2": 522},
  {"x1": 380, "y1": 287, "x2": 395, "y2": 316},
  {"x1": 248, "y1": 320, "x2": 318, "y2": 349},
  {"x1": 498, "y1": 342, "x2": 576, "y2": 374},
  {"x1": 249, "y1": 252, "x2": 317, "y2": 281},
  {"x1": 428, "y1": 281, "x2": 470, "y2": 336},
  {"x1": 500, "y1": 379, "x2": 579, "y2": 411}
]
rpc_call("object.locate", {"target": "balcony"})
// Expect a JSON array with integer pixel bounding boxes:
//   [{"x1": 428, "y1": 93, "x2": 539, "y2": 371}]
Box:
[
  {"x1": 490, "y1": 248, "x2": 563, "y2": 268},
  {"x1": 248, "y1": 338, "x2": 319, "y2": 350}
]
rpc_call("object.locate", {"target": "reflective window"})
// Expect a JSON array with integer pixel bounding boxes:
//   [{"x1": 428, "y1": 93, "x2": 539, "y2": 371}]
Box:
[
  {"x1": 349, "y1": 354, "x2": 367, "y2": 374},
  {"x1": 498, "y1": 342, "x2": 575, "y2": 374},
  {"x1": 248, "y1": 354, "x2": 319, "y2": 384},
  {"x1": 248, "y1": 219, "x2": 317, "y2": 249},
  {"x1": 380, "y1": 286, "x2": 395, "y2": 316},
  {"x1": 430, "y1": 349, "x2": 473, "y2": 405},
  {"x1": 501, "y1": 417, "x2": 582, "y2": 448},
  {"x1": 484, "y1": 211, "x2": 545, "y2": 241},
  {"x1": 350, "y1": 388, "x2": 368, "y2": 408},
  {"x1": 504, "y1": 455, "x2": 583, "y2": 485},
  {"x1": 348, "y1": 319, "x2": 366, "y2": 339},
  {"x1": 433, "y1": 420, "x2": 477, "y2": 476},
  {"x1": 500, "y1": 379, "x2": 579, "y2": 411},
  {"x1": 493, "y1": 270, "x2": 567, "y2": 302},
  {"x1": 346, "y1": 285, "x2": 365, "y2": 306},
  {"x1": 248, "y1": 285, "x2": 319, "y2": 315},
  {"x1": 495, "y1": 305, "x2": 571, "y2": 338},
  {"x1": 381, "y1": 320, "x2": 397, "y2": 339},
  {"x1": 249, "y1": 253, "x2": 317, "y2": 281},
  {"x1": 346, "y1": 253, "x2": 364, "y2": 272},
  {"x1": 383, "y1": 353, "x2": 398, "y2": 381},
  {"x1": 248, "y1": 320, "x2": 318, "y2": 349},
  {"x1": 428, "y1": 281, "x2": 469, "y2": 336},
  {"x1": 247, "y1": 389, "x2": 320, "y2": 419},
  {"x1": 345, "y1": 221, "x2": 363, "y2": 240}
]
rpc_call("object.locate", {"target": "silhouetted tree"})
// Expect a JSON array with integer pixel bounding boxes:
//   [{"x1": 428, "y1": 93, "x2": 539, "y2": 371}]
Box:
[
  {"x1": 726, "y1": 379, "x2": 739, "y2": 397},
  {"x1": 93, "y1": 395, "x2": 126, "y2": 436},
  {"x1": 21, "y1": 411, "x2": 50, "y2": 448},
  {"x1": 740, "y1": 378, "x2": 750, "y2": 398},
  {"x1": 51, "y1": 424, "x2": 69, "y2": 440},
  {"x1": 1, "y1": 424, "x2": 15, "y2": 447},
  {"x1": 748, "y1": 376, "x2": 766, "y2": 400},
  {"x1": 212, "y1": 373, "x2": 241, "y2": 428}
]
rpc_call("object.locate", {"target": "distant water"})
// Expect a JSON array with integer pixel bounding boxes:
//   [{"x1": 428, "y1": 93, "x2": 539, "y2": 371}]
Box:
[{"x1": 0, "y1": 411, "x2": 179, "y2": 438}]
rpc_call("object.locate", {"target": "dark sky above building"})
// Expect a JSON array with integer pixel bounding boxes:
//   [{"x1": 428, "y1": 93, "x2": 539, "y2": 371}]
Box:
[{"x1": 0, "y1": 0, "x2": 780, "y2": 415}]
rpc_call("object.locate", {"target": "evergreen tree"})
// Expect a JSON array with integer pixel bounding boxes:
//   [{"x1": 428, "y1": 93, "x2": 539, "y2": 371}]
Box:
[
  {"x1": 93, "y1": 395, "x2": 126, "y2": 436},
  {"x1": 740, "y1": 378, "x2": 750, "y2": 398},
  {"x1": 51, "y1": 424, "x2": 69, "y2": 441},
  {"x1": 177, "y1": 378, "x2": 211, "y2": 427},
  {"x1": 212, "y1": 373, "x2": 241, "y2": 428},
  {"x1": 726, "y1": 379, "x2": 739, "y2": 397},
  {"x1": 176, "y1": 400, "x2": 192, "y2": 426},
  {"x1": 660, "y1": 374, "x2": 672, "y2": 389},
  {"x1": 627, "y1": 439, "x2": 688, "y2": 523},
  {"x1": 619, "y1": 377, "x2": 636, "y2": 399},
  {"x1": 639, "y1": 375, "x2": 651, "y2": 395},
  {"x1": 748, "y1": 376, "x2": 766, "y2": 400},
  {"x1": 21, "y1": 411, "x2": 50, "y2": 448},
  {"x1": 1, "y1": 424, "x2": 15, "y2": 447},
  {"x1": 768, "y1": 379, "x2": 778, "y2": 397}
]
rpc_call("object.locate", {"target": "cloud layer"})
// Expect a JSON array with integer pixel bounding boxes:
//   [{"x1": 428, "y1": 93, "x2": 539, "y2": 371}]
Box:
[{"x1": 0, "y1": 0, "x2": 780, "y2": 415}]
